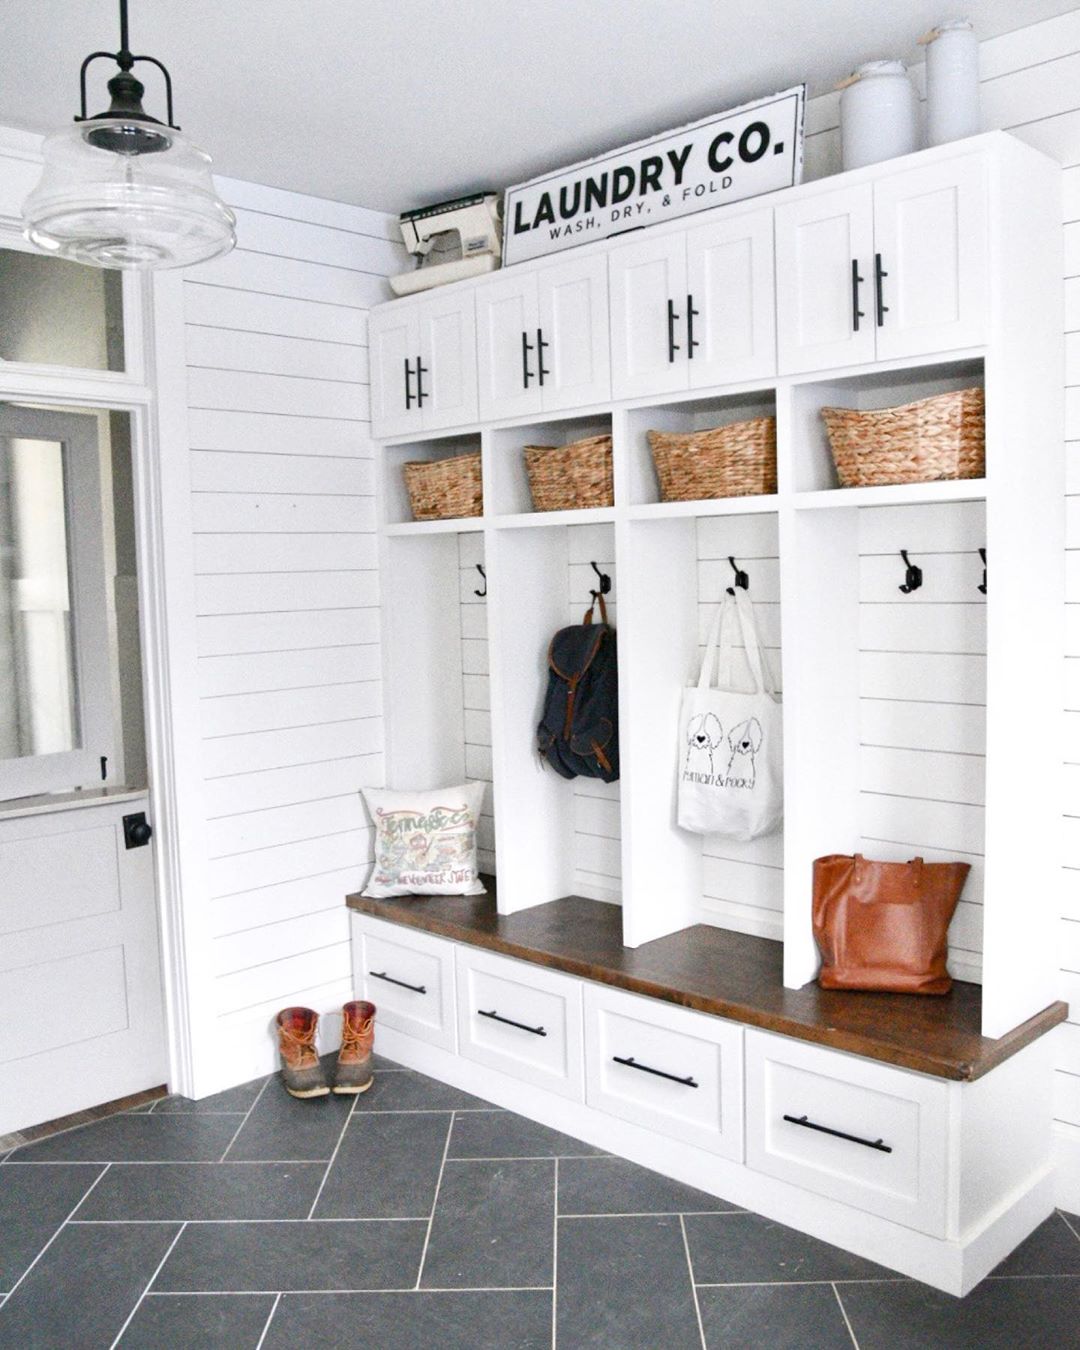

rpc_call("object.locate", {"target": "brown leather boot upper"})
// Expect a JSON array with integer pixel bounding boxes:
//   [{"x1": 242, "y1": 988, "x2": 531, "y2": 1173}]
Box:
[
  {"x1": 338, "y1": 1000, "x2": 375, "y2": 1066},
  {"x1": 276, "y1": 1006, "x2": 329, "y2": 1097}
]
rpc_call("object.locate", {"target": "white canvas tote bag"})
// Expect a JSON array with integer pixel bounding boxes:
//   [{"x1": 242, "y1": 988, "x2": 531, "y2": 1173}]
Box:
[{"x1": 677, "y1": 589, "x2": 782, "y2": 840}]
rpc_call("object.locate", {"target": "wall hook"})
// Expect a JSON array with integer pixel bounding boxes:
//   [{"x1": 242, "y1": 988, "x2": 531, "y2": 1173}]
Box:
[
  {"x1": 898, "y1": 549, "x2": 923, "y2": 594},
  {"x1": 977, "y1": 547, "x2": 987, "y2": 596},
  {"x1": 590, "y1": 560, "x2": 612, "y2": 596},
  {"x1": 474, "y1": 563, "x2": 487, "y2": 598},
  {"x1": 726, "y1": 556, "x2": 750, "y2": 596}
]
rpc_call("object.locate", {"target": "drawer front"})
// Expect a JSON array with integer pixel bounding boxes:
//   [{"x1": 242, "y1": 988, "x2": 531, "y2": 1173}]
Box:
[
  {"x1": 745, "y1": 1031, "x2": 950, "y2": 1235},
  {"x1": 351, "y1": 914, "x2": 456, "y2": 1051},
  {"x1": 456, "y1": 947, "x2": 584, "y2": 1100},
  {"x1": 585, "y1": 984, "x2": 744, "y2": 1160}
]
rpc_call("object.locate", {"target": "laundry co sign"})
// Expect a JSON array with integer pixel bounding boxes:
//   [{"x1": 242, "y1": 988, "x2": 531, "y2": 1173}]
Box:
[{"x1": 502, "y1": 86, "x2": 805, "y2": 266}]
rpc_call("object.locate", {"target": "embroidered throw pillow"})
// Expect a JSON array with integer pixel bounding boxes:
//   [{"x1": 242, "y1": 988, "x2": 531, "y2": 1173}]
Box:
[{"x1": 361, "y1": 782, "x2": 487, "y2": 898}]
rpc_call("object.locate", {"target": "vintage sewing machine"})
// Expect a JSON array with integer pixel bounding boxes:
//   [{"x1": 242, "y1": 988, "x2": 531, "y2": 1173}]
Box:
[{"x1": 389, "y1": 192, "x2": 502, "y2": 297}]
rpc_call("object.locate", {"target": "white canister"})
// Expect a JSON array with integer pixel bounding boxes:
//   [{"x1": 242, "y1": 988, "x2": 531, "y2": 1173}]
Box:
[
  {"x1": 840, "y1": 60, "x2": 919, "y2": 171},
  {"x1": 922, "y1": 18, "x2": 981, "y2": 145}
]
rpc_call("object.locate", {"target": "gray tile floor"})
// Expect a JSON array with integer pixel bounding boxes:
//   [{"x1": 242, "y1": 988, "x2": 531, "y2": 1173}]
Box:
[{"x1": 1, "y1": 1054, "x2": 1078, "y2": 1348}]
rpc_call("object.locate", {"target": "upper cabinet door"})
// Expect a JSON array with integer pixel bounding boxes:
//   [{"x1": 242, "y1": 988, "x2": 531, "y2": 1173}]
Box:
[
  {"x1": 609, "y1": 233, "x2": 689, "y2": 400},
  {"x1": 775, "y1": 185, "x2": 875, "y2": 375},
  {"x1": 418, "y1": 290, "x2": 478, "y2": 431},
  {"x1": 686, "y1": 208, "x2": 776, "y2": 389},
  {"x1": 369, "y1": 304, "x2": 422, "y2": 439},
  {"x1": 476, "y1": 272, "x2": 543, "y2": 422},
  {"x1": 537, "y1": 253, "x2": 611, "y2": 413},
  {"x1": 872, "y1": 155, "x2": 987, "y2": 363}
]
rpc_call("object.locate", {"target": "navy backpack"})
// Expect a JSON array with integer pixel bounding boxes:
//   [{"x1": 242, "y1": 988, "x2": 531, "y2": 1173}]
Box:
[{"x1": 537, "y1": 592, "x2": 619, "y2": 782}]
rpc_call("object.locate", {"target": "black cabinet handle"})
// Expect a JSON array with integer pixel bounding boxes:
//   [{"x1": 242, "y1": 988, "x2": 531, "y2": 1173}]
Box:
[
  {"x1": 874, "y1": 253, "x2": 889, "y2": 328},
  {"x1": 521, "y1": 331, "x2": 534, "y2": 388},
  {"x1": 478, "y1": 1009, "x2": 547, "y2": 1037},
  {"x1": 416, "y1": 356, "x2": 428, "y2": 406},
  {"x1": 370, "y1": 970, "x2": 426, "y2": 995},
  {"x1": 613, "y1": 1055, "x2": 698, "y2": 1088},
  {"x1": 667, "y1": 298, "x2": 680, "y2": 363},
  {"x1": 686, "y1": 294, "x2": 700, "y2": 358},
  {"x1": 783, "y1": 1113, "x2": 892, "y2": 1154},
  {"x1": 851, "y1": 259, "x2": 865, "y2": 333},
  {"x1": 404, "y1": 357, "x2": 415, "y2": 410},
  {"x1": 536, "y1": 327, "x2": 549, "y2": 386}
]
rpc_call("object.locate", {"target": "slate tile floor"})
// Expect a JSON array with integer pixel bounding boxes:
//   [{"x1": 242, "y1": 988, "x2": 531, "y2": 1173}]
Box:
[{"x1": 1, "y1": 1055, "x2": 1078, "y2": 1348}]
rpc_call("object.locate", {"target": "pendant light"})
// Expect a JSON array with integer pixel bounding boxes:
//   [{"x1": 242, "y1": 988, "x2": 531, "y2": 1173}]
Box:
[{"x1": 22, "y1": 0, "x2": 236, "y2": 270}]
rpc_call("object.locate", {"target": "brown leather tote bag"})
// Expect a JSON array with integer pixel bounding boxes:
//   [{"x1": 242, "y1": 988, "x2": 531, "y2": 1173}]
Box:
[{"x1": 812, "y1": 853, "x2": 971, "y2": 995}]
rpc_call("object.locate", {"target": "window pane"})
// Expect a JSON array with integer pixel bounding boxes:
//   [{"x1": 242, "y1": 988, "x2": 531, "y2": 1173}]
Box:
[
  {"x1": 0, "y1": 248, "x2": 124, "y2": 371},
  {"x1": 0, "y1": 437, "x2": 80, "y2": 757}
]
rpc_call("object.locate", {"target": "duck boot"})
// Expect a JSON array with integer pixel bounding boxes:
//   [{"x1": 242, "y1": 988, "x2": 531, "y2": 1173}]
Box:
[
  {"x1": 334, "y1": 1000, "x2": 376, "y2": 1095},
  {"x1": 276, "y1": 1007, "x2": 330, "y2": 1099}
]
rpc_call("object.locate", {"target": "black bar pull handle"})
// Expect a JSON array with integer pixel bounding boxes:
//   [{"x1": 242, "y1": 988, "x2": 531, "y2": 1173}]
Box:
[
  {"x1": 478, "y1": 1008, "x2": 547, "y2": 1037},
  {"x1": 613, "y1": 1054, "x2": 699, "y2": 1088},
  {"x1": 370, "y1": 970, "x2": 427, "y2": 995},
  {"x1": 874, "y1": 253, "x2": 889, "y2": 328},
  {"x1": 686, "y1": 294, "x2": 700, "y2": 357},
  {"x1": 416, "y1": 355, "x2": 429, "y2": 406},
  {"x1": 851, "y1": 259, "x2": 865, "y2": 333},
  {"x1": 404, "y1": 357, "x2": 415, "y2": 410},
  {"x1": 536, "y1": 327, "x2": 549, "y2": 386},
  {"x1": 667, "y1": 298, "x2": 680, "y2": 363},
  {"x1": 783, "y1": 1113, "x2": 892, "y2": 1154},
  {"x1": 521, "y1": 331, "x2": 534, "y2": 389}
]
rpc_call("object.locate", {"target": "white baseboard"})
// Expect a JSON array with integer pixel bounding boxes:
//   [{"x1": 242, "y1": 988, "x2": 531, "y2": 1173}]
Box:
[{"x1": 1054, "y1": 1121, "x2": 1080, "y2": 1215}]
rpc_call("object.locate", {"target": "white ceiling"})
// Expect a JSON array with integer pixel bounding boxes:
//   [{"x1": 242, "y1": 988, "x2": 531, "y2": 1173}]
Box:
[{"x1": 1, "y1": 1, "x2": 1077, "y2": 214}]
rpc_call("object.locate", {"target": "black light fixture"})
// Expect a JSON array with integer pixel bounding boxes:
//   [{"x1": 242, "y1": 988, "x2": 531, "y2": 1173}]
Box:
[{"x1": 22, "y1": 0, "x2": 236, "y2": 270}]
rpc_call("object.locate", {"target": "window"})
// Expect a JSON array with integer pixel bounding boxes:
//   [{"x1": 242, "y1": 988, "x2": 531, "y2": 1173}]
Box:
[{"x1": 0, "y1": 246, "x2": 125, "y2": 372}]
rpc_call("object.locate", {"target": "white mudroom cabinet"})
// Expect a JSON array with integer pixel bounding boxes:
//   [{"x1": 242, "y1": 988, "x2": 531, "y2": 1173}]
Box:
[{"x1": 355, "y1": 132, "x2": 1066, "y2": 1295}]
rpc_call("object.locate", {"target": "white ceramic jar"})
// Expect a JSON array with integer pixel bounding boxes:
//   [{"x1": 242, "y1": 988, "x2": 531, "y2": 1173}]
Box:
[
  {"x1": 840, "y1": 60, "x2": 919, "y2": 171},
  {"x1": 923, "y1": 19, "x2": 981, "y2": 145}
]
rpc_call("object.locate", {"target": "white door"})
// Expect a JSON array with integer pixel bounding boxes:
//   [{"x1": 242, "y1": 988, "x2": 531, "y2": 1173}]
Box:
[
  {"x1": 369, "y1": 304, "x2": 422, "y2": 439},
  {"x1": 0, "y1": 798, "x2": 166, "y2": 1135},
  {"x1": 872, "y1": 155, "x2": 988, "y2": 362},
  {"x1": 476, "y1": 271, "x2": 543, "y2": 422},
  {"x1": 686, "y1": 207, "x2": 777, "y2": 389},
  {"x1": 608, "y1": 232, "x2": 689, "y2": 399},
  {"x1": 537, "y1": 253, "x2": 611, "y2": 413},
  {"x1": 775, "y1": 184, "x2": 876, "y2": 375},
  {"x1": 418, "y1": 289, "x2": 478, "y2": 431}
]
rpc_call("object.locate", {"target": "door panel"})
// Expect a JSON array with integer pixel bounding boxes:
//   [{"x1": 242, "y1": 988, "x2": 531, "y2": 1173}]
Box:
[
  {"x1": 687, "y1": 208, "x2": 777, "y2": 388},
  {"x1": 419, "y1": 291, "x2": 478, "y2": 431},
  {"x1": 609, "y1": 234, "x2": 689, "y2": 399},
  {"x1": 476, "y1": 272, "x2": 542, "y2": 422},
  {"x1": 873, "y1": 155, "x2": 987, "y2": 361},
  {"x1": 538, "y1": 254, "x2": 611, "y2": 412},
  {"x1": 368, "y1": 305, "x2": 421, "y2": 439},
  {"x1": 775, "y1": 185, "x2": 875, "y2": 374}
]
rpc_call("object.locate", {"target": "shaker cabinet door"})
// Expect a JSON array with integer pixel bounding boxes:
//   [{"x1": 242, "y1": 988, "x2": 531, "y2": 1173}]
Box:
[
  {"x1": 369, "y1": 304, "x2": 422, "y2": 439},
  {"x1": 872, "y1": 155, "x2": 987, "y2": 362},
  {"x1": 609, "y1": 233, "x2": 689, "y2": 400},
  {"x1": 418, "y1": 290, "x2": 478, "y2": 431},
  {"x1": 476, "y1": 272, "x2": 543, "y2": 422},
  {"x1": 775, "y1": 184, "x2": 875, "y2": 375},
  {"x1": 537, "y1": 252, "x2": 611, "y2": 412},
  {"x1": 686, "y1": 207, "x2": 777, "y2": 389}
]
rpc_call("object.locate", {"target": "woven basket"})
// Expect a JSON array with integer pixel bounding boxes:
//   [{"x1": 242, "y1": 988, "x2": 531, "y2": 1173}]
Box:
[
  {"x1": 525, "y1": 434, "x2": 613, "y2": 511},
  {"x1": 403, "y1": 451, "x2": 483, "y2": 521},
  {"x1": 821, "y1": 387, "x2": 985, "y2": 488},
  {"x1": 647, "y1": 417, "x2": 777, "y2": 502}
]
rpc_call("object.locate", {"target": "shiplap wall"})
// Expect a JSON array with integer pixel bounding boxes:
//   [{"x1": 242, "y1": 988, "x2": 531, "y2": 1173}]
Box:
[
  {"x1": 797, "y1": 6, "x2": 1080, "y2": 1168},
  {"x1": 183, "y1": 180, "x2": 404, "y2": 1076},
  {"x1": 457, "y1": 532, "x2": 496, "y2": 874}
]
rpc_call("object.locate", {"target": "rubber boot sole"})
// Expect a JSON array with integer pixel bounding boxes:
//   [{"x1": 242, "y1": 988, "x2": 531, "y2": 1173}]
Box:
[
  {"x1": 332, "y1": 1077, "x2": 374, "y2": 1096},
  {"x1": 284, "y1": 1084, "x2": 331, "y2": 1099}
]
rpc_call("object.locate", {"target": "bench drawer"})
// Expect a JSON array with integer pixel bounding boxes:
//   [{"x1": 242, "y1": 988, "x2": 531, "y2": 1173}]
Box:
[
  {"x1": 351, "y1": 914, "x2": 457, "y2": 1051},
  {"x1": 745, "y1": 1030, "x2": 950, "y2": 1235},
  {"x1": 456, "y1": 947, "x2": 584, "y2": 1100},
  {"x1": 585, "y1": 984, "x2": 744, "y2": 1160}
]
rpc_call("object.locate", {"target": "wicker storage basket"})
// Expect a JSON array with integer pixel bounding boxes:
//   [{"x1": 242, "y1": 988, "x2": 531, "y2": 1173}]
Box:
[
  {"x1": 647, "y1": 417, "x2": 777, "y2": 502},
  {"x1": 524, "y1": 434, "x2": 613, "y2": 511},
  {"x1": 403, "y1": 451, "x2": 483, "y2": 520},
  {"x1": 821, "y1": 387, "x2": 985, "y2": 488}
]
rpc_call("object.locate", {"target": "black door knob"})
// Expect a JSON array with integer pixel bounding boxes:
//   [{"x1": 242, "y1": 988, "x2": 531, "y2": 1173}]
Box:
[{"x1": 123, "y1": 812, "x2": 153, "y2": 849}]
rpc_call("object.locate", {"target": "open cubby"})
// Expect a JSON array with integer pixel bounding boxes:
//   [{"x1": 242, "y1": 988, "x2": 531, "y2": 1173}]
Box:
[
  {"x1": 486, "y1": 411, "x2": 613, "y2": 518},
  {"x1": 381, "y1": 432, "x2": 483, "y2": 527}
]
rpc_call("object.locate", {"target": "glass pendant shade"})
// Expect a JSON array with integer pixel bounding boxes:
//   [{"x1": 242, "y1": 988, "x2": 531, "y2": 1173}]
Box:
[{"x1": 23, "y1": 118, "x2": 236, "y2": 270}]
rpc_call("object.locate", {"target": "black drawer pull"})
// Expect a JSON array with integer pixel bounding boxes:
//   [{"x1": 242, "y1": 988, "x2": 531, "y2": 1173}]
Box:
[
  {"x1": 613, "y1": 1055, "x2": 698, "y2": 1088},
  {"x1": 478, "y1": 1009, "x2": 546, "y2": 1037},
  {"x1": 783, "y1": 1113, "x2": 892, "y2": 1154},
  {"x1": 536, "y1": 327, "x2": 549, "y2": 385},
  {"x1": 370, "y1": 970, "x2": 426, "y2": 995},
  {"x1": 521, "y1": 330, "x2": 534, "y2": 388},
  {"x1": 851, "y1": 259, "x2": 865, "y2": 333},
  {"x1": 874, "y1": 252, "x2": 889, "y2": 328},
  {"x1": 416, "y1": 356, "x2": 428, "y2": 406},
  {"x1": 404, "y1": 357, "x2": 415, "y2": 410},
  {"x1": 666, "y1": 298, "x2": 680, "y2": 362},
  {"x1": 686, "y1": 294, "x2": 700, "y2": 357}
]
